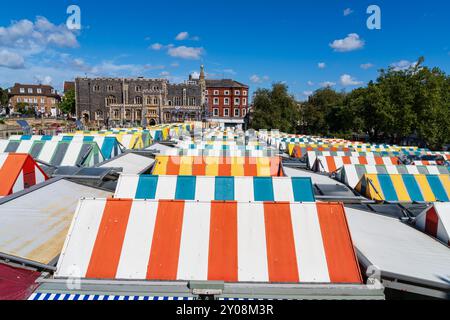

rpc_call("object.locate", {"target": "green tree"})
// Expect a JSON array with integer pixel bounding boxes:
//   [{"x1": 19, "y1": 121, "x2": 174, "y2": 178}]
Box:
[
  {"x1": 16, "y1": 102, "x2": 35, "y2": 115},
  {"x1": 59, "y1": 88, "x2": 76, "y2": 115},
  {"x1": 251, "y1": 83, "x2": 300, "y2": 133},
  {"x1": 0, "y1": 87, "x2": 9, "y2": 107}
]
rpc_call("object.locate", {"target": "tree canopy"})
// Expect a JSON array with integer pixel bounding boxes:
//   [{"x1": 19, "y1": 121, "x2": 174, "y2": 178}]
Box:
[
  {"x1": 251, "y1": 58, "x2": 450, "y2": 150},
  {"x1": 59, "y1": 88, "x2": 76, "y2": 115}
]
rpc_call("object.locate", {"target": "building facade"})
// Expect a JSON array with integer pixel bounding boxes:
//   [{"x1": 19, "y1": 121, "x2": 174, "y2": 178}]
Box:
[
  {"x1": 8, "y1": 83, "x2": 61, "y2": 116},
  {"x1": 204, "y1": 78, "x2": 249, "y2": 126},
  {"x1": 75, "y1": 73, "x2": 205, "y2": 126}
]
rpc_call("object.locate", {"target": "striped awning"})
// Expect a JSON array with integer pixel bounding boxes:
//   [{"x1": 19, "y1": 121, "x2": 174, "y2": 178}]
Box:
[
  {"x1": 0, "y1": 139, "x2": 104, "y2": 167},
  {"x1": 55, "y1": 199, "x2": 362, "y2": 284},
  {"x1": 415, "y1": 203, "x2": 450, "y2": 246},
  {"x1": 311, "y1": 155, "x2": 401, "y2": 173},
  {"x1": 115, "y1": 175, "x2": 316, "y2": 202},
  {"x1": 355, "y1": 174, "x2": 450, "y2": 202},
  {"x1": 29, "y1": 293, "x2": 194, "y2": 301},
  {"x1": 152, "y1": 156, "x2": 284, "y2": 177},
  {"x1": 337, "y1": 165, "x2": 450, "y2": 189},
  {"x1": 0, "y1": 153, "x2": 48, "y2": 197}
]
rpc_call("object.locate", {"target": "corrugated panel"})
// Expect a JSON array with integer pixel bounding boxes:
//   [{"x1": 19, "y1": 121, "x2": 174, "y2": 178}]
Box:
[
  {"x1": 0, "y1": 153, "x2": 48, "y2": 197},
  {"x1": 115, "y1": 175, "x2": 316, "y2": 202},
  {"x1": 355, "y1": 174, "x2": 450, "y2": 202},
  {"x1": 55, "y1": 199, "x2": 362, "y2": 284},
  {"x1": 0, "y1": 263, "x2": 41, "y2": 300},
  {"x1": 0, "y1": 180, "x2": 112, "y2": 265},
  {"x1": 337, "y1": 165, "x2": 450, "y2": 189},
  {"x1": 415, "y1": 203, "x2": 450, "y2": 246},
  {"x1": 152, "y1": 156, "x2": 283, "y2": 177},
  {"x1": 345, "y1": 207, "x2": 450, "y2": 291}
]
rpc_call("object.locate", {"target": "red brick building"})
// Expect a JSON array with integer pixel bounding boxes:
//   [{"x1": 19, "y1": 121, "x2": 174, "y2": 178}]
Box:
[
  {"x1": 203, "y1": 71, "x2": 249, "y2": 126},
  {"x1": 8, "y1": 83, "x2": 61, "y2": 116}
]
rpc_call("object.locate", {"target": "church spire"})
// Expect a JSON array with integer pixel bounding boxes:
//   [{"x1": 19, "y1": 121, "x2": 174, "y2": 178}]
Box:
[{"x1": 200, "y1": 64, "x2": 205, "y2": 81}]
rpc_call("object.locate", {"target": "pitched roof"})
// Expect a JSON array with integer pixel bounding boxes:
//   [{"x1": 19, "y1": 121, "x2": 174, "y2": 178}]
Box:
[{"x1": 205, "y1": 79, "x2": 249, "y2": 88}]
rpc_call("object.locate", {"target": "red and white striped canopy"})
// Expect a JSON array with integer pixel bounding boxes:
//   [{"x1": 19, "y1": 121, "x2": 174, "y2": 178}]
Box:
[
  {"x1": 416, "y1": 203, "x2": 450, "y2": 246},
  {"x1": 56, "y1": 199, "x2": 362, "y2": 284},
  {"x1": 0, "y1": 153, "x2": 48, "y2": 197}
]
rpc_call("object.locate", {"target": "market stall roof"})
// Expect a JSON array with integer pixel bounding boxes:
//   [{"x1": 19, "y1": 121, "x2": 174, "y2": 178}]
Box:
[
  {"x1": 0, "y1": 153, "x2": 48, "y2": 197},
  {"x1": 9, "y1": 135, "x2": 122, "y2": 160},
  {"x1": 152, "y1": 156, "x2": 283, "y2": 177},
  {"x1": 99, "y1": 152, "x2": 155, "y2": 175},
  {"x1": 355, "y1": 174, "x2": 450, "y2": 202},
  {"x1": 337, "y1": 164, "x2": 450, "y2": 189},
  {"x1": 0, "y1": 263, "x2": 40, "y2": 300},
  {"x1": 115, "y1": 175, "x2": 315, "y2": 202},
  {"x1": 311, "y1": 155, "x2": 401, "y2": 173},
  {"x1": 55, "y1": 199, "x2": 362, "y2": 284},
  {"x1": 0, "y1": 178, "x2": 112, "y2": 269},
  {"x1": 345, "y1": 207, "x2": 450, "y2": 298},
  {"x1": 0, "y1": 139, "x2": 105, "y2": 167},
  {"x1": 415, "y1": 202, "x2": 450, "y2": 246}
]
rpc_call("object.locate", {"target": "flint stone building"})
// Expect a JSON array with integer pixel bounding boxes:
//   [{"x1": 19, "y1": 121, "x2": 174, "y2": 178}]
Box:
[{"x1": 75, "y1": 72, "x2": 205, "y2": 126}]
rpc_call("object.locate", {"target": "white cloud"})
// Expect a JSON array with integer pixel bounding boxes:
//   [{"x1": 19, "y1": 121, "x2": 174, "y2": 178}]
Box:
[
  {"x1": 175, "y1": 32, "x2": 189, "y2": 41},
  {"x1": 360, "y1": 63, "x2": 374, "y2": 70},
  {"x1": 330, "y1": 33, "x2": 365, "y2": 52},
  {"x1": 250, "y1": 75, "x2": 269, "y2": 84},
  {"x1": 168, "y1": 46, "x2": 204, "y2": 59},
  {"x1": 303, "y1": 91, "x2": 313, "y2": 97},
  {"x1": 190, "y1": 71, "x2": 200, "y2": 79},
  {"x1": 34, "y1": 75, "x2": 52, "y2": 85},
  {"x1": 150, "y1": 43, "x2": 163, "y2": 50},
  {"x1": 307, "y1": 81, "x2": 314, "y2": 86},
  {"x1": 160, "y1": 71, "x2": 170, "y2": 77},
  {"x1": 344, "y1": 8, "x2": 354, "y2": 16},
  {"x1": 340, "y1": 74, "x2": 363, "y2": 86},
  {"x1": 0, "y1": 16, "x2": 79, "y2": 55},
  {"x1": 175, "y1": 32, "x2": 200, "y2": 41},
  {"x1": 320, "y1": 81, "x2": 336, "y2": 88},
  {"x1": 171, "y1": 62, "x2": 180, "y2": 67},
  {"x1": 390, "y1": 60, "x2": 417, "y2": 71},
  {"x1": 0, "y1": 49, "x2": 25, "y2": 69},
  {"x1": 318, "y1": 62, "x2": 326, "y2": 69}
]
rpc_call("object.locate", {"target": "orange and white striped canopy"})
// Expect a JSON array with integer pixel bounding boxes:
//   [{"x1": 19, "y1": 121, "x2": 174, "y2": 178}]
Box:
[
  {"x1": 0, "y1": 153, "x2": 48, "y2": 197},
  {"x1": 56, "y1": 199, "x2": 362, "y2": 284}
]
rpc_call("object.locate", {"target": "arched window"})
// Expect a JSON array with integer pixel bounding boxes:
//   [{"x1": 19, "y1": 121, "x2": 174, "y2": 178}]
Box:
[
  {"x1": 134, "y1": 96, "x2": 143, "y2": 104},
  {"x1": 125, "y1": 109, "x2": 132, "y2": 119},
  {"x1": 136, "y1": 110, "x2": 142, "y2": 119},
  {"x1": 106, "y1": 95, "x2": 117, "y2": 106},
  {"x1": 112, "y1": 109, "x2": 119, "y2": 119},
  {"x1": 153, "y1": 97, "x2": 159, "y2": 105},
  {"x1": 95, "y1": 110, "x2": 104, "y2": 120},
  {"x1": 146, "y1": 96, "x2": 152, "y2": 105},
  {"x1": 174, "y1": 97, "x2": 182, "y2": 106},
  {"x1": 168, "y1": 100, "x2": 173, "y2": 106}
]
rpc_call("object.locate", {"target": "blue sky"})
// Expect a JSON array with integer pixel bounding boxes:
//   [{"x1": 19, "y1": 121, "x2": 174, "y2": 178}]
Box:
[{"x1": 0, "y1": 0, "x2": 449, "y2": 100}]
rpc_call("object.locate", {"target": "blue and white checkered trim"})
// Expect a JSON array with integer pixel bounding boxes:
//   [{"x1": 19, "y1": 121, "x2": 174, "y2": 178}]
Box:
[{"x1": 28, "y1": 293, "x2": 194, "y2": 301}]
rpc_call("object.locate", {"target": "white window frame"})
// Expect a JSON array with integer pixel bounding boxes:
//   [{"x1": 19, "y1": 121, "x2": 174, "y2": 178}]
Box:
[
  {"x1": 243, "y1": 98, "x2": 247, "y2": 106},
  {"x1": 213, "y1": 108, "x2": 219, "y2": 117},
  {"x1": 213, "y1": 97, "x2": 219, "y2": 105},
  {"x1": 205, "y1": 90, "x2": 209, "y2": 95},
  {"x1": 224, "y1": 90, "x2": 230, "y2": 95},
  {"x1": 37, "y1": 88, "x2": 42, "y2": 94},
  {"x1": 243, "y1": 91, "x2": 248, "y2": 96},
  {"x1": 213, "y1": 90, "x2": 219, "y2": 96},
  {"x1": 224, "y1": 98, "x2": 230, "y2": 106},
  {"x1": 223, "y1": 108, "x2": 230, "y2": 117},
  {"x1": 234, "y1": 90, "x2": 240, "y2": 96},
  {"x1": 234, "y1": 108, "x2": 240, "y2": 117},
  {"x1": 28, "y1": 88, "x2": 33, "y2": 94},
  {"x1": 234, "y1": 98, "x2": 240, "y2": 105},
  {"x1": 243, "y1": 108, "x2": 247, "y2": 117},
  {"x1": 20, "y1": 88, "x2": 25, "y2": 93}
]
